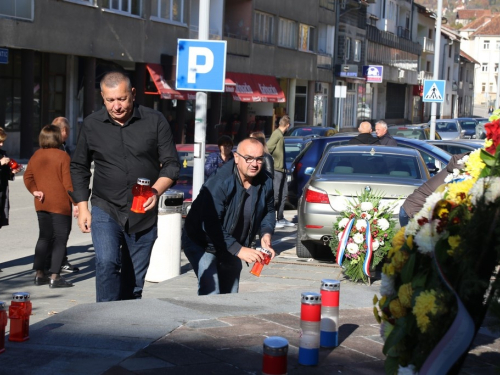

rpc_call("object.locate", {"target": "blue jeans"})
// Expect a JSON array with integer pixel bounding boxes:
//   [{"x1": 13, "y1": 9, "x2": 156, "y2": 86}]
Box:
[
  {"x1": 182, "y1": 230, "x2": 242, "y2": 295},
  {"x1": 399, "y1": 206, "x2": 409, "y2": 228},
  {"x1": 91, "y1": 206, "x2": 157, "y2": 302}
]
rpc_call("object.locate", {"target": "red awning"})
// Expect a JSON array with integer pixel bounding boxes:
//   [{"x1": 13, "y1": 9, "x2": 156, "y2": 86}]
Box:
[
  {"x1": 146, "y1": 63, "x2": 196, "y2": 100},
  {"x1": 251, "y1": 74, "x2": 286, "y2": 103},
  {"x1": 224, "y1": 72, "x2": 286, "y2": 103}
]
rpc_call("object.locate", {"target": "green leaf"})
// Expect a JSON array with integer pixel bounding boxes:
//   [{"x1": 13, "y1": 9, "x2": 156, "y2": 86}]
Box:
[
  {"x1": 411, "y1": 273, "x2": 427, "y2": 289},
  {"x1": 401, "y1": 253, "x2": 415, "y2": 284},
  {"x1": 480, "y1": 149, "x2": 496, "y2": 166},
  {"x1": 383, "y1": 317, "x2": 408, "y2": 355},
  {"x1": 384, "y1": 355, "x2": 400, "y2": 375}
]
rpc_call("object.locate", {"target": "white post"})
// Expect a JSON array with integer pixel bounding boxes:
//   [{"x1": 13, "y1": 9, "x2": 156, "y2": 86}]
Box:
[
  {"x1": 496, "y1": 43, "x2": 500, "y2": 109},
  {"x1": 429, "y1": 0, "x2": 443, "y2": 140},
  {"x1": 192, "y1": 0, "x2": 210, "y2": 202}
]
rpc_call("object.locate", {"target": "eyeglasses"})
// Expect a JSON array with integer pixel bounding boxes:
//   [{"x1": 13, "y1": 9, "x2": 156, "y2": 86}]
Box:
[{"x1": 236, "y1": 152, "x2": 265, "y2": 164}]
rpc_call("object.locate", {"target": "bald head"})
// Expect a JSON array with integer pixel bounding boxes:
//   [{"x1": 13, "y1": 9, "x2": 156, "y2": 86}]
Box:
[
  {"x1": 52, "y1": 117, "x2": 70, "y2": 142},
  {"x1": 358, "y1": 122, "x2": 372, "y2": 134}
]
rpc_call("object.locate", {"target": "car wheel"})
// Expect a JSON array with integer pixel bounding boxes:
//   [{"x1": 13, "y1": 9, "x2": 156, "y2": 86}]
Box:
[{"x1": 296, "y1": 237, "x2": 316, "y2": 258}]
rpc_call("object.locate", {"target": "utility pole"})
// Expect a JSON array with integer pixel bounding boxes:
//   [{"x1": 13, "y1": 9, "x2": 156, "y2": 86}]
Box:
[
  {"x1": 192, "y1": 0, "x2": 210, "y2": 202},
  {"x1": 429, "y1": 0, "x2": 443, "y2": 140}
]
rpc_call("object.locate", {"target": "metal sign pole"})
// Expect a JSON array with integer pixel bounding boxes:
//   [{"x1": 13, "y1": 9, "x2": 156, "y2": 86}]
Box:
[
  {"x1": 429, "y1": 0, "x2": 443, "y2": 140},
  {"x1": 192, "y1": 0, "x2": 210, "y2": 202}
]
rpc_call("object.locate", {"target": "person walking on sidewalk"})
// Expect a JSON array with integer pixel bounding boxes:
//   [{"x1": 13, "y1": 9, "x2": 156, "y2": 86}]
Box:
[
  {"x1": 348, "y1": 122, "x2": 380, "y2": 145},
  {"x1": 51, "y1": 116, "x2": 80, "y2": 274},
  {"x1": 375, "y1": 120, "x2": 397, "y2": 146},
  {"x1": 70, "y1": 71, "x2": 180, "y2": 302},
  {"x1": 267, "y1": 115, "x2": 295, "y2": 229},
  {"x1": 24, "y1": 125, "x2": 74, "y2": 288},
  {"x1": 182, "y1": 138, "x2": 276, "y2": 295}
]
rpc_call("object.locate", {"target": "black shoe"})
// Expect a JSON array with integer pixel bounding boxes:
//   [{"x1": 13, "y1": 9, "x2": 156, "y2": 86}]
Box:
[
  {"x1": 61, "y1": 261, "x2": 79, "y2": 273},
  {"x1": 34, "y1": 275, "x2": 50, "y2": 286},
  {"x1": 49, "y1": 276, "x2": 74, "y2": 288}
]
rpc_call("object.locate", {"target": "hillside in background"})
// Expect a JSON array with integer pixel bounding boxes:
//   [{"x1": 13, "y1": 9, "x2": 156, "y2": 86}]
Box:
[{"x1": 415, "y1": 0, "x2": 498, "y2": 27}]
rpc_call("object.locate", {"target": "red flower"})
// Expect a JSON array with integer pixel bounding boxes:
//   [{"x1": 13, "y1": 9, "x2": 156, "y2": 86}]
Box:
[
  {"x1": 485, "y1": 119, "x2": 500, "y2": 154},
  {"x1": 373, "y1": 219, "x2": 378, "y2": 225},
  {"x1": 373, "y1": 208, "x2": 378, "y2": 212}
]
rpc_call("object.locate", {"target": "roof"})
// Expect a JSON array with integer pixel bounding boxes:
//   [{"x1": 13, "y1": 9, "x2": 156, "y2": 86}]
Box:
[
  {"x1": 471, "y1": 14, "x2": 500, "y2": 37},
  {"x1": 464, "y1": 15, "x2": 493, "y2": 31},
  {"x1": 441, "y1": 26, "x2": 461, "y2": 41},
  {"x1": 460, "y1": 50, "x2": 480, "y2": 64},
  {"x1": 457, "y1": 9, "x2": 491, "y2": 20}
]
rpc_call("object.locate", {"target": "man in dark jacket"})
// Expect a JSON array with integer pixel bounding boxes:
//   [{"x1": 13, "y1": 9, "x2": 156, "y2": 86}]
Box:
[
  {"x1": 182, "y1": 138, "x2": 276, "y2": 295},
  {"x1": 348, "y1": 122, "x2": 380, "y2": 145},
  {"x1": 375, "y1": 120, "x2": 397, "y2": 146},
  {"x1": 400, "y1": 153, "x2": 468, "y2": 226}
]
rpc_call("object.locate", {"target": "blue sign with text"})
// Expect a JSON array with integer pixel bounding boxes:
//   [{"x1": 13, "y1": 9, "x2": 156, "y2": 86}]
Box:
[
  {"x1": 0, "y1": 48, "x2": 8, "y2": 64},
  {"x1": 176, "y1": 39, "x2": 227, "y2": 92}
]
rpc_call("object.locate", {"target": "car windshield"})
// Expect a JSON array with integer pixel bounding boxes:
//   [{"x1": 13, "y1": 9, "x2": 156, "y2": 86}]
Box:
[
  {"x1": 388, "y1": 127, "x2": 426, "y2": 140},
  {"x1": 458, "y1": 121, "x2": 476, "y2": 130},
  {"x1": 290, "y1": 127, "x2": 327, "y2": 136},
  {"x1": 436, "y1": 122, "x2": 457, "y2": 132},
  {"x1": 285, "y1": 142, "x2": 305, "y2": 163},
  {"x1": 319, "y1": 153, "x2": 422, "y2": 179}
]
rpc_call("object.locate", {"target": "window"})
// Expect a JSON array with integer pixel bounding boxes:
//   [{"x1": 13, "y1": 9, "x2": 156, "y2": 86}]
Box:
[
  {"x1": 482, "y1": 83, "x2": 486, "y2": 92},
  {"x1": 65, "y1": 0, "x2": 94, "y2": 5},
  {"x1": 345, "y1": 37, "x2": 351, "y2": 60},
  {"x1": 484, "y1": 40, "x2": 490, "y2": 49},
  {"x1": 317, "y1": 23, "x2": 333, "y2": 55},
  {"x1": 497, "y1": 41, "x2": 500, "y2": 50},
  {"x1": 151, "y1": 0, "x2": 184, "y2": 23},
  {"x1": 254, "y1": 11, "x2": 274, "y2": 44},
  {"x1": 0, "y1": 0, "x2": 34, "y2": 21},
  {"x1": 448, "y1": 43, "x2": 452, "y2": 58},
  {"x1": 426, "y1": 61, "x2": 431, "y2": 71},
  {"x1": 299, "y1": 24, "x2": 315, "y2": 52},
  {"x1": 295, "y1": 85, "x2": 307, "y2": 123},
  {"x1": 495, "y1": 64, "x2": 499, "y2": 73},
  {"x1": 447, "y1": 67, "x2": 450, "y2": 81},
  {"x1": 278, "y1": 18, "x2": 297, "y2": 49},
  {"x1": 482, "y1": 63, "x2": 488, "y2": 72},
  {"x1": 319, "y1": 0, "x2": 334, "y2": 11},
  {"x1": 102, "y1": 0, "x2": 142, "y2": 16},
  {"x1": 353, "y1": 40, "x2": 361, "y2": 62},
  {"x1": 489, "y1": 83, "x2": 493, "y2": 92}
]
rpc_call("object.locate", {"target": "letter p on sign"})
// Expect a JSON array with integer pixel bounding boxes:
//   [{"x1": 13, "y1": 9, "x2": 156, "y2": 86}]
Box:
[{"x1": 176, "y1": 39, "x2": 227, "y2": 92}]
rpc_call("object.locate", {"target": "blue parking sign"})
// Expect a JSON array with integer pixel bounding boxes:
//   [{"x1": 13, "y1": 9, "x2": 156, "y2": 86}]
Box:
[{"x1": 176, "y1": 39, "x2": 227, "y2": 92}]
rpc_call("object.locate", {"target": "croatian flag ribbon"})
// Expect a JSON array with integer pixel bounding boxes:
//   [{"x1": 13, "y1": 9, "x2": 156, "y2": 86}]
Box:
[
  {"x1": 336, "y1": 219, "x2": 354, "y2": 266},
  {"x1": 336, "y1": 219, "x2": 374, "y2": 277},
  {"x1": 362, "y1": 221, "x2": 373, "y2": 277}
]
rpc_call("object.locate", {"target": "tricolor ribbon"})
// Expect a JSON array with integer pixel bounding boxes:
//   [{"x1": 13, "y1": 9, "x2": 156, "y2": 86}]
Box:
[{"x1": 336, "y1": 219, "x2": 374, "y2": 277}]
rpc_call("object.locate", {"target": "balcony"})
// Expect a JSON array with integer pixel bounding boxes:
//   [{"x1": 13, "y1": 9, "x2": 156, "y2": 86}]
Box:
[
  {"x1": 366, "y1": 25, "x2": 422, "y2": 56},
  {"x1": 223, "y1": 35, "x2": 250, "y2": 57},
  {"x1": 418, "y1": 70, "x2": 433, "y2": 82},
  {"x1": 418, "y1": 37, "x2": 434, "y2": 54},
  {"x1": 317, "y1": 53, "x2": 333, "y2": 69}
]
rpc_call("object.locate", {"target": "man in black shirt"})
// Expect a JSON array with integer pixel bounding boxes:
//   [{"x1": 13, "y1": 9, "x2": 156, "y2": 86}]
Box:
[
  {"x1": 375, "y1": 120, "x2": 397, "y2": 146},
  {"x1": 347, "y1": 122, "x2": 380, "y2": 145},
  {"x1": 70, "y1": 71, "x2": 180, "y2": 302}
]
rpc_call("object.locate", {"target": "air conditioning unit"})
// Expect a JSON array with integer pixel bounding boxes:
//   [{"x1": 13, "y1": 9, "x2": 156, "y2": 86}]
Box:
[{"x1": 398, "y1": 70, "x2": 405, "y2": 79}]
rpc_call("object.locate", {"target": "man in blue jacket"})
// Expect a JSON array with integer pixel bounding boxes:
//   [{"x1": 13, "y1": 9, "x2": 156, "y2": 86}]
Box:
[{"x1": 182, "y1": 138, "x2": 276, "y2": 295}]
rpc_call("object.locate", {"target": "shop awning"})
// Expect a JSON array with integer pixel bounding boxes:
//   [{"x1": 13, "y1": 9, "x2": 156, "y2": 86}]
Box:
[
  {"x1": 146, "y1": 63, "x2": 196, "y2": 100},
  {"x1": 224, "y1": 72, "x2": 286, "y2": 103}
]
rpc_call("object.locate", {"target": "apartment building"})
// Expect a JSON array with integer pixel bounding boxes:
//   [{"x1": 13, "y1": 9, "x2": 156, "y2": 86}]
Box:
[{"x1": 0, "y1": 0, "x2": 335, "y2": 158}]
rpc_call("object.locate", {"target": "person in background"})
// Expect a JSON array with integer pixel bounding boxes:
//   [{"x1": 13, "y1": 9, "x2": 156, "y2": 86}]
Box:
[
  {"x1": 70, "y1": 71, "x2": 179, "y2": 302},
  {"x1": 0, "y1": 127, "x2": 22, "y2": 232},
  {"x1": 375, "y1": 120, "x2": 397, "y2": 146},
  {"x1": 51, "y1": 117, "x2": 80, "y2": 273},
  {"x1": 348, "y1": 122, "x2": 380, "y2": 145},
  {"x1": 183, "y1": 138, "x2": 275, "y2": 295},
  {"x1": 24, "y1": 125, "x2": 74, "y2": 288},
  {"x1": 249, "y1": 131, "x2": 274, "y2": 177},
  {"x1": 204, "y1": 135, "x2": 234, "y2": 179},
  {"x1": 268, "y1": 115, "x2": 295, "y2": 229}
]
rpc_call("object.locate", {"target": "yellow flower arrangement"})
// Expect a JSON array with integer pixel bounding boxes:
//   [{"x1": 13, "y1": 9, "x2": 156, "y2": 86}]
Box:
[
  {"x1": 464, "y1": 150, "x2": 485, "y2": 179},
  {"x1": 389, "y1": 298, "x2": 407, "y2": 319},
  {"x1": 446, "y1": 179, "x2": 475, "y2": 205},
  {"x1": 413, "y1": 290, "x2": 439, "y2": 333},
  {"x1": 398, "y1": 283, "x2": 413, "y2": 309}
]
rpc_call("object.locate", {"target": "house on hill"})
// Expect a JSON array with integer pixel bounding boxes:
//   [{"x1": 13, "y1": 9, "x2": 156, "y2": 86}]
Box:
[{"x1": 456, "y1": 9, "x2": 492, "y2": 26}]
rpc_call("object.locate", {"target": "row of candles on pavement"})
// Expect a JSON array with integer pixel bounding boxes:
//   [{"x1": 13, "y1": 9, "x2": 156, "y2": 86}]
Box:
[
  {"x1": 262, "y1": 279, "x2": 340, "y2": 374},
  {"x1": 0, "y1": 293, "x2": 32, "y2": 353},
  {"x1": 0, "y1": 283, "x2": 338, "y2": 372}
]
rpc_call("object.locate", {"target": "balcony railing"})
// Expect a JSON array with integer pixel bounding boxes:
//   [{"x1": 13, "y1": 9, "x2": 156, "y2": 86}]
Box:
[
  {"x1": 366, "y1": 25, "x2": 422, "y2": 55},
  {"x1": 223, "y1": 36, "x2": 250, "y2": 57},
  {"x1": 397, "y1": 26, "x2": 410, "y2": 40},
  {"x1": 418, "y1": 37, "x2": 435, "y2": 54},
  {"x1": 317, "y1": 53, "x2": 333, "y2": 69}
]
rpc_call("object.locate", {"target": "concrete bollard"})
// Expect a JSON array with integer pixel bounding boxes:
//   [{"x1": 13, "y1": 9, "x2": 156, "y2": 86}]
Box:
[{"x1": 145, "y1": 190, "x2": 184, "y2": 282}]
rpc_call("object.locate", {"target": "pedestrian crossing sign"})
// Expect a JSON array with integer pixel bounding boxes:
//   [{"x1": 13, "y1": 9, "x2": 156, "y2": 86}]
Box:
[{"x1": 422, "y1": 80, "x2": 445, "y2": 103}]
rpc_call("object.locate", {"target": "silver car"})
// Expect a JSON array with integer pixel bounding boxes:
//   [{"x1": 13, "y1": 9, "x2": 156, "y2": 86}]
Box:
[
  {"x1": 433, "y1": 120, "x2": 465, "y2": 140},
  {"x1": 296, "y1": 145, "x2": 430, "y2": 258}
]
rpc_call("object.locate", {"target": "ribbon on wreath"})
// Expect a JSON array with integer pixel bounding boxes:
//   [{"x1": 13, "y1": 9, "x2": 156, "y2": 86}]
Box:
[{"x1": 336, "y1": 219, "x2": 374, "y2": 277}]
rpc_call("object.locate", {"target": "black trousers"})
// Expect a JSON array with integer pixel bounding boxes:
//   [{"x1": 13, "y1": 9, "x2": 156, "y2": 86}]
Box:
[{"x1": 33, "y1": 211, "x2": 71, "y2": 274}]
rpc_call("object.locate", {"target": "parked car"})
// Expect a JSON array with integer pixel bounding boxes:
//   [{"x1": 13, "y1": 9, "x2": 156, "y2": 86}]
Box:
[
  {"x1": 475, "y1": 118, "x2": 490, "y2": 139},
  {"x1": 285, "y1": 126, "x2": 336, "y2": 137},
  {"x1": 288, "y1": 135, "x2": 452, "y2": 207},
  {"x1": 387, "y1": 124, "x2": 442, "y2": 140},
  {"x1": 455, "y1": 118, "x2": 479, "y2": 139},
  {"x1": 430, "y1": 119, "x2": 465, "y2": 140},
  {"x1": 284, "y1": 137, "x2": 310, "y2": 171},
  {"x1": 296, "y1": 146, "x2": 430, "y2": 258},
  {"x1": 176, "y1": 143, "x2": 219, "y2": 216},
  {"x1": 426, "y1": 139, "x2": 483, "y2": 155}
]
